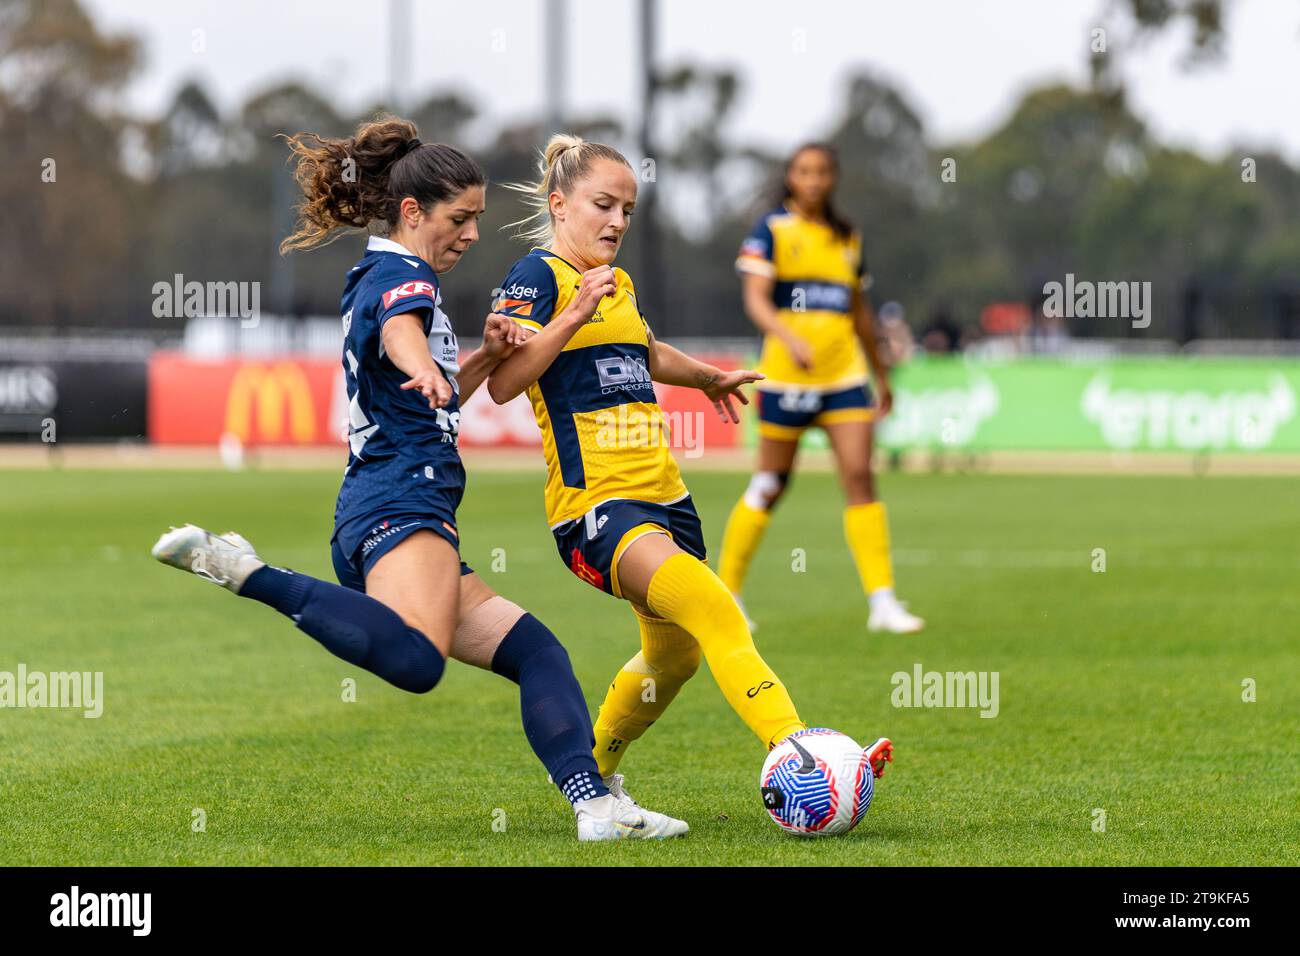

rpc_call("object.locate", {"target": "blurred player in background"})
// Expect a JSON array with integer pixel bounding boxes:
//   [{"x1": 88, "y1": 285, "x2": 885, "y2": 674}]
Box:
[
  {"x1": 718, "y1": 143, "x2": 924, "y2": 634},
  {"x1": 151, "y1": 117, "x2": 686, "y2": 841},
  {"x1": 876, "y1": 301, "x2": 917, "y2": 368},
  {"x1": 487, "y1": 135, "x2": 893, "y2": 802}
]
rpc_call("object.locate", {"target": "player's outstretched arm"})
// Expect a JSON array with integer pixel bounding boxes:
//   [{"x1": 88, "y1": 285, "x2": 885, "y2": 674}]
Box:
[
  {"x1": 456, "y1": 313, "x2": 529, "y2": 405},
  {"x1": 383, "y1": 313, "x2": 453, "y2": 410},
  {"x1": 648, "y1": 332, "x2": 764, "y2": 424},
  {"x1": 486, "y1": 265, "x2": 615, "y2": 404}
]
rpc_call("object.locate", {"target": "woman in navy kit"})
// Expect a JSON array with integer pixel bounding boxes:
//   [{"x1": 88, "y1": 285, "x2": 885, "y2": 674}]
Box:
[{"x1": 151, "y1": 116, "x2": 686, "y2": 841}]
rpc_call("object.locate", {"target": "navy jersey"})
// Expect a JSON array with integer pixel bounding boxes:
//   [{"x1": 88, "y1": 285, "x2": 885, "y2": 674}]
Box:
[{"x1": 339, "y1": 236, "x2": 461, "y2": 470}]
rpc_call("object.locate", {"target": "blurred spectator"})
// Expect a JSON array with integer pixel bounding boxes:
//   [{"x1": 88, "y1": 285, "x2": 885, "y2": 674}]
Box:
[
  {"x1": 876, "y1": 300, "x2": 916, "y2": 367},
  {"x1": 1028, "y1": 295, "x2": 1071, "y2": 354},
  {"x1": 920, "y1": 304, "x2": 963, "y2": 353}
]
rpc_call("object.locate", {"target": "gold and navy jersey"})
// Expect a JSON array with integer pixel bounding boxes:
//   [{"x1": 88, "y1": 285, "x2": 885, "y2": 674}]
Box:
[
  {"x1": 736, "y1": 203, "x2": 871, "y2": 392},
  {"x1": 494, "y1": 249, "x2": 687, "y2": 527}
]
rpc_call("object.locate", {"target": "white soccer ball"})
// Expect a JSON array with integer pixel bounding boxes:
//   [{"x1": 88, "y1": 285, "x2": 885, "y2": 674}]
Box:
[{"x1": 760, "y1": 728, "x2": 875, "y2": 836}]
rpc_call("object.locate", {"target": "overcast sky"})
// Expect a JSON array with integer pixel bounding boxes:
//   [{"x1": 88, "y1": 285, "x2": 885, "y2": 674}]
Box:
[{"x1": 85, "y1": 0, "x2": 1300, "y2": 161}]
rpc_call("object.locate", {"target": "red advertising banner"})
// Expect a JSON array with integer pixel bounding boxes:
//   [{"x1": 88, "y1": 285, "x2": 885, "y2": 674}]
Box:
[
  {"x1": 147, "y1": 352, "x2": 746, "y2": 449},
  {"x1": 148, "y1": 353, "x2": 341, "y2": 445}
]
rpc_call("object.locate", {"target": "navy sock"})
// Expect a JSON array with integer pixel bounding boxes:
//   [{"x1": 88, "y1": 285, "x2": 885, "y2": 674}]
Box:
[
  {"x1": 491, "y1": 613, "x2": 608, "y2": 800},
  {"x1": 239, "y1": 565, "x2": 444, "y2": 694},
  {"x1": 559, "y1": 770, "x2": 604, "y2": 807}
]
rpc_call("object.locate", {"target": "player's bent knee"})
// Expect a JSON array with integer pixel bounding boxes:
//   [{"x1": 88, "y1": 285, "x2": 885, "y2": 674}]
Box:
[
  {"x1": 391, "y1": 628, "x2": 447, "y2": 694},
  {"x1": 490, "y1": 612, "x2": 567, "y2": 683},
  {"x1": 643, "y1": 638, "x2": 702, "y2": 683},
  {"x1": 743, "y1": 471, "x2": 789, "y2": 511},
  {"x1": 453, "y1": 595, "x2": 526, "y2": 670},
  {"x1": 667, "y1": 643, "x2": 703, "y2": 682},
  {"x1": 844, "y1": 469, "x2": 876, "y2": 503}
]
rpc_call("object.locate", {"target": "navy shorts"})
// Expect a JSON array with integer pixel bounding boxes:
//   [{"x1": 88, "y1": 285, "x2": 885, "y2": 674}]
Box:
[
  {"x1": 330, "y1": 453, "x2": 474, "y2": 592},
  {"x1": 551, "y1": 495, "x2": 706, "y2": 597},
  {"x1": 757, "y1": 383, "x2": 874, "y2": 440},
  {"x1": 330, "y1": 525, "x2": 474, "y2": 593}
]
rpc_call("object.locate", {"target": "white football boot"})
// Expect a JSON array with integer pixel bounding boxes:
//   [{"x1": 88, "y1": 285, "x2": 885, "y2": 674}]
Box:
[
  {"x1": 602, "y1": 772, "x2": 650, "y2": 806},
  {"x1": 867, "y1": 589, "x2": 925, "y2": 634},
  {"x1": 575, "y1": 790, "x2": 689, "y2": 841},
  {"x1": 151, "y1": 524, "x2": 264, "y2": 593}
]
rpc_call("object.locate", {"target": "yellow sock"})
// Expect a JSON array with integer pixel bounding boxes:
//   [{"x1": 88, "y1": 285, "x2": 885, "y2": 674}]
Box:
[
  {"x1": 593, "y1": 609, "x2": 701, "y2": 777},
  {"x1": 646, "y1": 553, "x2": 804, "y2": 748},
  {"x1": 718, "y1": 497, "x2": 771, "y2": 595},
  {"x1": 844, "y1": 501, "x2": 895, "y2": 594}
]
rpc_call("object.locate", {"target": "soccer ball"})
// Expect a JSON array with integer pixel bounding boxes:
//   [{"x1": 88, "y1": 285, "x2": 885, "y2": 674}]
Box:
[{"x1": 760, "y1": 728, "x2": 876, "y2": 836}]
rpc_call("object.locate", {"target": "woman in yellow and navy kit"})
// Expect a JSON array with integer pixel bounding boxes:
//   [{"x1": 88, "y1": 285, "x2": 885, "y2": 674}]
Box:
[
  {"x1": 719, "y1": 143, "x2": 924, "y2": 634},
  {"x1": 487, "y1": 136, "x2": 893, "y2": 799}
]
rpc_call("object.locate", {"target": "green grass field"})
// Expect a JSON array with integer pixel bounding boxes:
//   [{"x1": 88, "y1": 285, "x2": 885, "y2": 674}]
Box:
[{"x1": 1, "y1": 466, "x2": 1295, "y2": 865}]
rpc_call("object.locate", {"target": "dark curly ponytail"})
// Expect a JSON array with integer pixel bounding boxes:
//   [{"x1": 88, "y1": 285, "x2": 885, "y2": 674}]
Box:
[{"x1": 279, "y1": 115, "x2": 485, "y2": 253}]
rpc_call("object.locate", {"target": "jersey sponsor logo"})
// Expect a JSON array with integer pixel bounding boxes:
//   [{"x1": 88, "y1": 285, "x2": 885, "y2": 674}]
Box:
[
  {"x1": 500, "y1": 282, "x2": 542, "y2": 300},
  {"x1": 381, "y1": 280, "x2": 436, "y2": 309},
  {"x1": 495, "y1": 298, "x2": 534, "y2": 316},
  {"x1": 361, "y1": 519, "x2": 422, "y2": 557},
  {"x1": 596, "y1": 354, "x2": 652, "y2": 393},
  {"x1": 791, "y1": 282, "x2": 852, "y2": 312},
  {"x1": 224, "y1": 362, "x2": 316, "y2": 443}
]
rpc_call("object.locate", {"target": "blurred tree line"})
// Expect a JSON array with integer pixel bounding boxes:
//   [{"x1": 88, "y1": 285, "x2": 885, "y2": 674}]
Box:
[{"x1": 3, "y1": 0, "x2": 1298, "y2": 341}]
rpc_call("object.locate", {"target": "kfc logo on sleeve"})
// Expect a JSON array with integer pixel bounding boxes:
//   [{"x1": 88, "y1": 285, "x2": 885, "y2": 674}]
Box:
[{"x1": 382, "y1": 281, "x2": 436, "y2": 309}]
